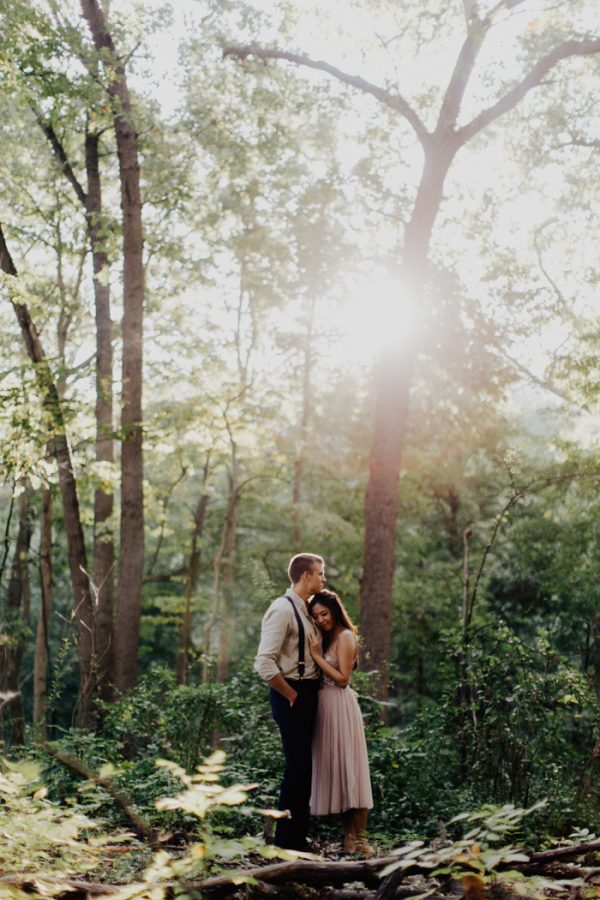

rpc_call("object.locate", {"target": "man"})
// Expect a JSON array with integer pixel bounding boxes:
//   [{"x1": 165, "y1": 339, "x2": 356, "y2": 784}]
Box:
[{"x1": 255, "y1": 553, "x2": 326, "y2": 850}]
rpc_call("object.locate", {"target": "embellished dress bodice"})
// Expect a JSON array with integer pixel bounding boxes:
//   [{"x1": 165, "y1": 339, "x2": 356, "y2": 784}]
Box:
[{"x1": 321, "y1": 647, "x2": 340, "y2": 687}]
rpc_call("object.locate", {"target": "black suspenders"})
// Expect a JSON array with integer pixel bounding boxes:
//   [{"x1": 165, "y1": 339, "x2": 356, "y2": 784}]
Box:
[{"x1": 285, "y1": 595, "x2": 305, "y2": 680}]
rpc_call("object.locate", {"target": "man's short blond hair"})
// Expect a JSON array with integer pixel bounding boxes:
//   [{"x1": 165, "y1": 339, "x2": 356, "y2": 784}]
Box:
[{"x1": 288, "y1": 553, "x2": 324, "y2": 585}]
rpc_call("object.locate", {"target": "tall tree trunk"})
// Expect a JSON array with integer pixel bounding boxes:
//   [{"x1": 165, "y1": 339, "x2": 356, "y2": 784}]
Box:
[
  {"x1": 291, "y1": 297, "x2": 316, "y2": 544},
  {"x1": 85, "y1": 129, "x2": 115, "y2": 700},
  {"x1": 0, "y1": 223, "x2": 95, "y2": 726},
  {"x1": 359, "y1": 149, "x2": 451, "y2": 697},
  {"x1": 81, "y1": 0, "x2": 145, "y2": 694},
  {"x1": 1, "y1": 486, "x2": 33, "y2": 744},
  {"x1": 176, "y1": 456, "x2": 211, "y2": 685},
  {"x1": 34, "y1": 487, "x2": 53, "y2": 739}
]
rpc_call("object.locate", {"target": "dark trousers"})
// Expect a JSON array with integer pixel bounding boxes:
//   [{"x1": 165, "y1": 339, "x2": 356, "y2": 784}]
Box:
[{"x1": 270, "y1": 679, "x2": 319, "y2": 850}]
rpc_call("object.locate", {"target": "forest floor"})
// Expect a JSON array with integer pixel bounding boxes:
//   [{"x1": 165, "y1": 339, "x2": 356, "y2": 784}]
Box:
[{"x1": 4, "y1": 838, "x2": 600, "y2": 900}]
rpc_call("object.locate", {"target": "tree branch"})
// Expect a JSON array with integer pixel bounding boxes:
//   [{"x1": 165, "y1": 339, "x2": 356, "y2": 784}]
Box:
[
  {"x1": 0, "y1": 222, "x2": 48, "y2": 364},
  {"x1": 467, "y1": 490, "x2": 523, "y2": 629},
  {"x1": 0, "y1": 223, "x2": 18, "y2": 277},
  {"x1": 437, "y1": 16, "x2": 490, "y2": 134},
  {"x1": 462, "y1": 0, "x2": 479, "y2": 27},
  {"x1": 457, "y1": 37, "x2": 600, "y2": 146},
  {"x1": 487, "y1": 0, "x2": 529, "y2": 16},
  {"x1": 532, "y1": 222, "x2": 572, "y2": 318},
  {"x1": 561, "y1": 134, "x2": 600, "y2": 151},
  {"x1": 32, "y1": 108, "x2": 88, "y2": 207},
  {"x1": 146, "y1": 464, "x2": 188, "y2": 577},
  {"x1": 223, "y1": 44, "x2": 430, "y2": 146},
  {"x1": 1, "y1": 848, "x2": 599, "y2": 900},
  {"x1": 41, "y1": 743, "x2": 156, "y2": 844},
  {"x1": 498, "y1": 347, "x2": 589, "y2": 412}
]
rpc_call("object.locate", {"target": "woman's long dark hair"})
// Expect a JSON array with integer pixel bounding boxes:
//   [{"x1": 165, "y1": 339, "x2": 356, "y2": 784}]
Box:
[{"x1": 308, "y1": 589, "x2": 358, "y2": 653}]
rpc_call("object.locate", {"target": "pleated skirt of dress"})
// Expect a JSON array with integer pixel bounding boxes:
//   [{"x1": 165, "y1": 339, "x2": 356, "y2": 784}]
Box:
[{"x1": 310, "y1": 684, "x2": 373, "y2": 815}]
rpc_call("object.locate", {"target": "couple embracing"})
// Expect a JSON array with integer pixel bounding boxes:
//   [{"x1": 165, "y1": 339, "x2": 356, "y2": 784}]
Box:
[{"x1": 255, "y1": 553, "x2": 373, "y2": 855}]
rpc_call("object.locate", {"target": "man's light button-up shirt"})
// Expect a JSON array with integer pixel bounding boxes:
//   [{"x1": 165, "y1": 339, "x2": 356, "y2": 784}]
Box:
[{"x1": 254, "y1": 589, "x2": 320, "y2": 682}]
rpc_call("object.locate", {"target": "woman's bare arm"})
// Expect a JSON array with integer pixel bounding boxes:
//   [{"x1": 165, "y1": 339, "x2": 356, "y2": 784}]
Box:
[{"x1": 308, "y1": 630, "x2": 356, "y2": 687}]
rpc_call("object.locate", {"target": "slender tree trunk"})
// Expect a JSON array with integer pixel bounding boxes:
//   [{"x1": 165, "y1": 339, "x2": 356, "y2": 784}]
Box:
[
  {"x1": 34, "y1": 487, "x2": 53, "y2": 739},
  {"x1": 593, "y1": 617, "x2": 600, "y2": 702},
  {"x1": 81, "y1": 0, "x2": 145, "y2": 694},
  {"x1": 212, "y1": 265, "x2": 252, "y2": 683},
  {"x1": 85, "y1": 129, "x2": 115, "y2": 700},
  {"x1": 1, "y1": 486, "x2": 34, "y2": 744},
  {"x1": 216, "y1": 473, "x2": 240, "y2": 682},
  {"x1": 0, "y1": 223, "x2": 95, "y2": 726},
  {"x1": 0, "y1": 486, "x2": 15, "y2": 590},
  {"x1": 34, "y1": 110, "x2": 116, "y2": 702},
  {"x1": 291, "y1": 297, "x2": 316, "y2": 544},
  {"x1": 415, "y1": 651, "x2": 424, "y2": 714},
  {"x1": 176, "y1": 457, "x2": 211, "y2": 685},
  {"x1": 203, "y1": 461, "x2": 239, "y2": 685}
]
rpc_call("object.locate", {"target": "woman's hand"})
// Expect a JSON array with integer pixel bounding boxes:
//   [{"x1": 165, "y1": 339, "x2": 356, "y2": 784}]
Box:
[{"x1": 308, "y1": 633, "x2": 322, "y2": 659}]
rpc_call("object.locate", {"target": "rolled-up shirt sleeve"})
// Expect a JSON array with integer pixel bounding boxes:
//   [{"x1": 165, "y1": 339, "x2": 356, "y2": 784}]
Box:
[{"x1": 254, "y1": 601, "x2": 290, "y2": 682}]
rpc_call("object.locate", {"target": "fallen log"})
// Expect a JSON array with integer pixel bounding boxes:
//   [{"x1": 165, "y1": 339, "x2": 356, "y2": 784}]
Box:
[
  {"x1": 517, "y1": 862, "x2": 590, "y2": 879},
  {"x1": 529, "y1": 840, "x2": 600, "y2": 864},
  {"x1": 3, "y1": 836, "x2": 600, "y2": 900},
  {"x1": 196, "y1": 855, "x2": 399, "y2": 896},
  {"x1": 0, "y1": 859, "x2": 397, "y2": 900}
]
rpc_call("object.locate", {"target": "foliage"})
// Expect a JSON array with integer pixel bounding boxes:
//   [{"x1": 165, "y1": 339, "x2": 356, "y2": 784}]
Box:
[
  {"x1": 37, "y1": 647, "x2": 600, "y2": 846},
  {"x1": 380, "y1": 802, "x2": 541, "y2": 899},
  {"x1": 0, "y1": 748, "x2": 303, "y2": 899},
  {"x1": 363, "y1": 623, "x2": 600, "y2": 840},
  {"x1": 0, "y1": 757, "x2": 125, "y2": 877},
  {"x1": 40, "y1": 667, "x2": 282, "y2": 832},
  {"x1": 148, "y1": 750, "x2": 295, "y2": 880}
]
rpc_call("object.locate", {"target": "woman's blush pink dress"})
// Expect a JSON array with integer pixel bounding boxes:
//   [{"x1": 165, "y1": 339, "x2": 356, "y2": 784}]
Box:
[{"x1": 309, "y1": 636, "x2": 373, "y2": 815}]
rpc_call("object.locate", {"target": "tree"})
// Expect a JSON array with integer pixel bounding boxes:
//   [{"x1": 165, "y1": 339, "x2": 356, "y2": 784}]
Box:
[
  {"x1": 33, "y1": 112, "x2": 115, "y2": 701},
  {"x1": 33, "y1": 485, "x2": 52, "y2": 738},
  {"x1": 80, "y1": 0, "x2": 145, "y2": 694},
  {"x1": 225, "y1": 2, "x2": 600, "y2": 697},
  {"x1": 0, "y1": 222, "x2": 96, "y2": 725},
  {"x1": 0, "y1": 484, "x2": 33, "y2": 743},
  {"x1": 176, "y1": 453, "x2": 211, "y2": 685}
]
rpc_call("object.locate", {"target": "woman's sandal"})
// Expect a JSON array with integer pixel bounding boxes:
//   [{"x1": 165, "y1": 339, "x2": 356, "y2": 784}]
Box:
[{"x1": 355, "y1": 836, "x2": 375, "y2": 858}]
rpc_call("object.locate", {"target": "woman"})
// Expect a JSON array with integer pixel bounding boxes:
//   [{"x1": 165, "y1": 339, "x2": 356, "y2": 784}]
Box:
[{"x1": 307, "y1": 590, "x2": 374, "y2": 856}]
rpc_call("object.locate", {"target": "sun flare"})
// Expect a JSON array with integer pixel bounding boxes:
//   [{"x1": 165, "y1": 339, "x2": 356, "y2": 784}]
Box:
[{"x1": 330, "y1": 274, "x2": 421, "y2": 365}]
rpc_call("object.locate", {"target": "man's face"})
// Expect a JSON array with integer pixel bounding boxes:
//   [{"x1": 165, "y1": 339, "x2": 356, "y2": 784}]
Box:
[{"x1": 306, "y1": 561, "x2": 326, "y2": 596}]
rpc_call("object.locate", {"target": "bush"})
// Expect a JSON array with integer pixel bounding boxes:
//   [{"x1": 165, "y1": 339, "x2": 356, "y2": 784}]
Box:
[
  {"x1": 39, "y1": 638, "x2": 600, "y2": 845},
  {"x1": 363, "y1": 624, "x2": 600, "y2": 843},
  {"x1": 41, "y1": 665, "x2": 282, "y2": 833}
]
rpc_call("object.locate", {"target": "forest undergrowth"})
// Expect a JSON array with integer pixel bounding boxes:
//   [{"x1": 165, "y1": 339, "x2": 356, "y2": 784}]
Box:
[{"x1": 3, "y1": 646, "x2": 600, "y2": 897}]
